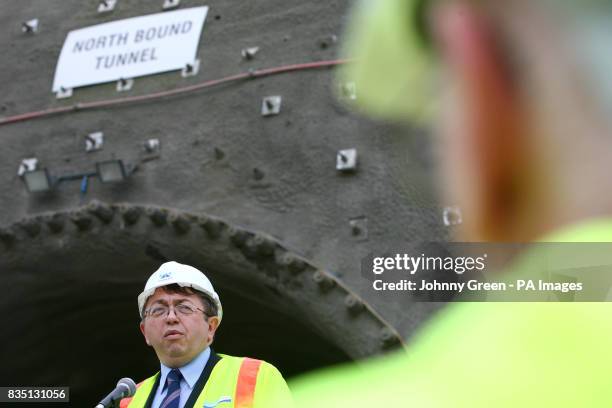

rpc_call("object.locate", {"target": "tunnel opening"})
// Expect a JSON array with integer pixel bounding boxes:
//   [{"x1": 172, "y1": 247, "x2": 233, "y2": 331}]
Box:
[
  {"x1": 0, "y1": 203, "x2": 403, "y2": 406},
  {"x1": 1, "y1": 255, "x2": 350, "y2": 406}
]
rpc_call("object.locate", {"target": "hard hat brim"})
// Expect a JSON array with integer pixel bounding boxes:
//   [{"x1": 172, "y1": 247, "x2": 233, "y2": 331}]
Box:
[{"x1": 138, "y1": 282, "x2": 223, "y2": 321}]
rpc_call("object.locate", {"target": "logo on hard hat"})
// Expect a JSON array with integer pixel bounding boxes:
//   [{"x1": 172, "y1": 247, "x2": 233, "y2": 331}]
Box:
[{"x1": 159, "y1": 271, "x2": 172, "y2": 281}]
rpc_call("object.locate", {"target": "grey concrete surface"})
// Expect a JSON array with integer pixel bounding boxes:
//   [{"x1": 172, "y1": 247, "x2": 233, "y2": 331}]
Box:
[{"x1": 0, "y1": 0, "x2": 450, "y2": 405}]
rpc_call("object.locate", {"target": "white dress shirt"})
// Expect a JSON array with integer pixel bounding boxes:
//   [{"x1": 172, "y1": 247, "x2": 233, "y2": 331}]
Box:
[{"x1": 150, "y1": 347, "x2": 211, "y2": 408}]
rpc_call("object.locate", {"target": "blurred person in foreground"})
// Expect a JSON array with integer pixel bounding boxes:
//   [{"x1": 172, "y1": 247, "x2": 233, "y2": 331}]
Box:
[
  {"x1": 290, "y1": 0, "x2": 612, "y2": 406},
  {"x1": 120, "y1": 261, "x2": 292, "y2": 408}
]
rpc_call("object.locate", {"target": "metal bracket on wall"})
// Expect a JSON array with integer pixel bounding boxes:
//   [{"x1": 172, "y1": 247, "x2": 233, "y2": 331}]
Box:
[
  {"x1": 340, "y1": 82, "x2": 357, "y2": 101},
  {"x1": 162, "y1": 0, "x2": 180, "y2": 10},
  {"x1": 97, "y1": 0, "x2": 117, "y2": 13},
  {"x1": 181, "y1": 59, "x2": 200, "y2": 77},
  {"x1": 349, "y1": 216, "x2": 368, "y2": 241},
  {"x1": 56, "y1": 86, "x2": 73, "y2": 99},
  {"x1": 241, "y1": 47, "x2": 260, "y2": 60},
  {"x1": 144, "y1": 139, "x2": 160, "y2": 154},
  {"x1": 116, "y1": 78, "x2": 134, "y2": 92},
  {"x1": 261, "y1": 96, "x2": 282, "y2": 116},
  {"x1": 17, "y1": 158, "x2": 38, "y2": 176},
  {"x1": 21, "y1": 19, "x2": 39, "y2": 34},
  {"x1": 141, "y1": 139, "x2": 161, "y2": 161},
  {"x1": 336, "y1": 148, "x2": 358, "y2": 172},
  {"x1": 85, "y1": 132, "x2": 104, "y2": 153}
]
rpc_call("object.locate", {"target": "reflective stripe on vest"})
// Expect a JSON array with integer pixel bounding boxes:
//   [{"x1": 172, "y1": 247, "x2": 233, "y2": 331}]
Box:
[
  {"x1": 121, "y1": 355, "x2": 263, "y2": 408},
  {"x1": 235, "y1": 358, "x2": 262, "y2": 408}
]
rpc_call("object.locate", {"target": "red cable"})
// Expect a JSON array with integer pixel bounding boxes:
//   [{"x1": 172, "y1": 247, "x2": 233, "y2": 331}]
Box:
[{"x1": 0, "y1": 59, "x2": 352, "y2": 126}]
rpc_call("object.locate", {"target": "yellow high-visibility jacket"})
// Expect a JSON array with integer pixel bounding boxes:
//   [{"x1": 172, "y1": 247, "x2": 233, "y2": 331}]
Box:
[
  {"x1": 290, "y1": 219, "x2": 612, "y2": 407},
  {"x1": 121, "y1": 353, "x2": 292, "y2": 408}
]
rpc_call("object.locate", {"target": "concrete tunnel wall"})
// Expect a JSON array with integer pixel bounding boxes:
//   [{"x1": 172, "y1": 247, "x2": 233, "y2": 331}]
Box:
[{"x1": 0, "y1": 0, "x2": 451, "y2": 404}]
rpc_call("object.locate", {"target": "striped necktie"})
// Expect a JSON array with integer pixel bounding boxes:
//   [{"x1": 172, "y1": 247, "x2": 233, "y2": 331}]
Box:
[{"x1": 160, "y1": 369, "x2": 182, "y2": 408}]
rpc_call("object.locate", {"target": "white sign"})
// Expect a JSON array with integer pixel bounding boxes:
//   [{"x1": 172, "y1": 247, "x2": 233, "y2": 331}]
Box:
[{"x1": 52, "y1": 6, "x2": 208, "y2": 92}]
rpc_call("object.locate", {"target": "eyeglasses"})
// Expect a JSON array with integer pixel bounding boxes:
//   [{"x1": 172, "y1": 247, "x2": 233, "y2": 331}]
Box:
[{"x1": 144, "y1": 302, "x2": 207, "y2": 319}]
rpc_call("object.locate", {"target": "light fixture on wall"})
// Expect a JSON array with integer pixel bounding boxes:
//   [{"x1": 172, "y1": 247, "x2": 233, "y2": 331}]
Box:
[
  {"x1": 20, "y1": 159, "x2": 134, "y2": 193},
  {"x1": 96, "y1": 160, "x2": 128, "y2": 183},
  {"x1": 18, "y1": 157, "x2": 52, "y2": 193},
  {"x1": 23, "y1": 168, "x2": 53, "y2": 193}
]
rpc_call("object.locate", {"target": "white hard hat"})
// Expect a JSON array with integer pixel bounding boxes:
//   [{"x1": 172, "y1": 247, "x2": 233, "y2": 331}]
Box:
[{"x1": 138, "y1": 261, "x2": 223, "y2": 321}]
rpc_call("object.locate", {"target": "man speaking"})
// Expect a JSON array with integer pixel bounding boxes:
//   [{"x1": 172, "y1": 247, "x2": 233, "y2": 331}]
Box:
[{"x1": 120, "y1": 261, "x2": 292, "y2": 408}]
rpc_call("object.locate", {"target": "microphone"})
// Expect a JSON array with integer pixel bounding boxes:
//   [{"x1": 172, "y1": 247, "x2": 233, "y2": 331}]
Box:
[{"x1": 95, "y1": 377, "x2": 137, "y2": 408}]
